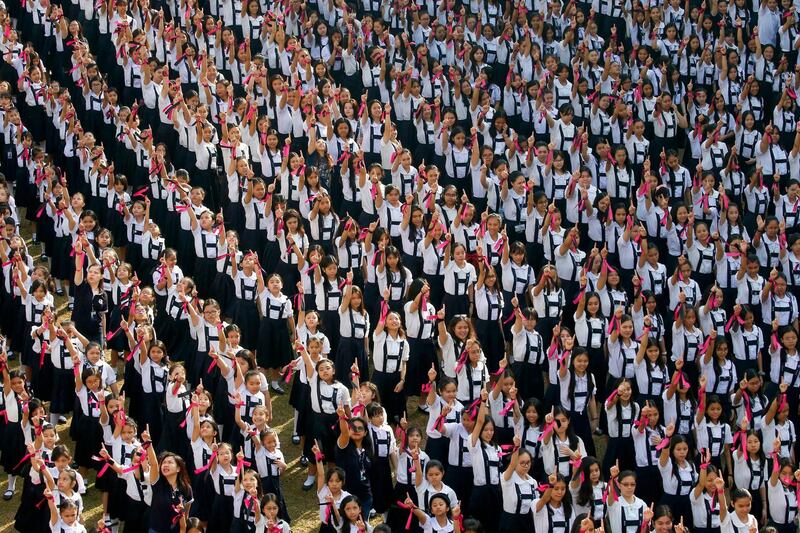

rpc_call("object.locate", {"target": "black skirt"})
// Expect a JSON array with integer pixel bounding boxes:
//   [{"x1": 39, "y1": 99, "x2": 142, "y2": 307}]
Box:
[
  {"x1": 194, "y1": 258, "x2": 219, "y2": 300},
  {"x1": 51, "y1": 235, "x2": 73, "y2": 280},
  {"x1": 190, "y1": 471, "x2": 214, "y2": 522},
  {"x1": 405, "y1": 337, "x2": 438, "y2": 398},
  {"x1": 209, "y1": 493, "x2": 235, "y2": 533},
  {"x1": 256, "y1": 317, "x2": 293, "y2": 369},
  {"x1": 369, "y1": 456, "x2": 394, "y2": 513},
  {"x1": 1, "y1": 422, "x2": 27, "y2": 475},
  {"x1": 73, "y1": 414, "x2": 103, "y2": 469},
  {"x1": 334, "y1": 336, "x2": 368, "y2": 389},
  {"x1": 229, "y1": 299, "x2": 260, "y2": 350},
  {"x1": 50, "y1": 367, "x2": 75, "y2": 414}
]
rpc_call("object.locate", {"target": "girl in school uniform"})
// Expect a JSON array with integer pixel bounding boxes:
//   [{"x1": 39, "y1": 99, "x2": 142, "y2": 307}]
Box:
[
  {"x1": 488, "y1": 363, "x2": 520, "y2": 446},
  {"x1": 45, "y1": 491, "x2": 85, "y2": 533},
  {"x1": 413, "y1": 454, "x2": 459, "y2": 518},
  {"x1": 333, "y1": 494, "x2": 372, "y2": 533},
  {"x1": 18, "y1": 276, "x2": 54, "y2": 391},
  {"x1": 604, "y1": 379, "x2": 639, "y2": 476},
  {"x1": 188, "y1": 399, "x2": 218, "y2": 526},
  {"x1": 689, "y1": 459, "x2": 725, "y2": 533},
  {"x1": 574, "y1": 288, "x2": 608, "y2": 402},
  {"x1": 185, "y1": 297, "x2": 227, "y2": 400},
  {"x1": 423, "y1": 366, "x2": 463, "y2": 465},
  {"x1": 229, "y1": 465, "x2": 262, "y2": 533},
  {"x1": 252, "y1": 427, "x2": 290, "y2": 522},
  {"x1": 400, "y1": 200, "x2": 426, "y2": 277},
  {"x1": 467, "y1": 389, "x2": 502, "y2": 533},
  {"x1": 314, "y1": 255, "x2": 343, "y2": 364},
  {"x1": 498, "y1": 439, "x2": 538, "y2": 533},
  {"x1": 607, "y1": 310, "x2": 639, "y2": 403},
  {"x1": 105, "y1": 174, "x2": 131, "y2": 254},
  {"x1": 254, "y1": 493, "x2": 291, "y2": 533},
  {"x1": 130, "y1": 327, "x2": 168, "y2": 449},
  {"x1": 533, "y1": 473, "x2": 574, "y2": 533},
  {"x1": 295, "y1": 309, "x2": 331, "y2": 357},
  {"x1": 206, "y1": 442, "x2": 238, "y2": 533},
  {"x1": 285, "y1": 336, "x2": 321, "y2": 475},
  {"x1": 442, "y1": 241, "x2": 476, "y2": 321},
  {"x1": 371, "y1": 306, "x2": 410, "y2": 425},
  {"x1": 473, "y1": 256, "x2": 504, "y2": 373},
  {"x1": 531, "y1": 265, "x2": 564, "y2": 352},
  {"x1": 729, "y1": 305, "x2": 764, "y2": 378},
  {"x1": 387, "y1": 421, "x2": 428, "y2": 531},
  {"x1": 336, "y1": 283, "x2": 370, "y2": 390},
  {"x1": 557, "y1": 348, "x2": 597, "y2": 458},
  {"x1": 542, "y1": 407, "x2": 587, "y2": 481},
  {"x1": 732, "y1": 427, "x2": 767, "y2": 525},
  {"x1": 122, "y1": 197, "x2": 147, "y2": 276},
  {"x1": 694, "y1": 383, "x2": 734, "y2": 476},
  {"x1": 762, "y1": 382, "x2": 796, "y2": 462},
  {"x1": 184, "y1": 195, "x2": 223, "y2": 300},
  {"x1": 275, "y1": 207, "x2": 308, "y2": 300},
  {"x1": 228, "y1": 251, "x2": 261, "y2": 350},
  {"x1": 436, "y1": 314, "x2": 474, "y2": 381},
  {"x1": 658, "y1": 428, "x2": 698, "y2": 529},
  {"x1": 701, "y1": 334, "x2": 738, "y2": 418},
  {"x1": 517, "y1": 398, "x2": 545, "y2": 479},
  {"x1": 71, "y1": 241, "x2": 108, "y2": 344},
  {"x1": 256, "y1": 271, "x2": 295, "y2": 393},
  {"x1": 376, "y1": 245, "x2": 411, "y2": 315},
  {"x1": 403, "y1": 280, "x2": 438, "y2": 400},
  {"x1": 634, "y1": 328, "x2": 669, "y2": 408},
  {"x1": 71, "y1": 362, "x2": 106, "y2": 478},
  {"x1": 663, "y1": 360, "x2": 698, "y2": 446},
  {"x1": 569, "y1": 457, "x2": 608, "y2": 528},
  {"x1": 720, "y1": 489, "x2": 759, "y2": 533},
  {"x1": 313, "y1": 457, "x2": 349, "y2": 533},
  {"x1": 766, "y1": 455, "x2": 800, "y2": 533},
  {"x1": 420, "y1": 212, "x2": 448, "y2": 309},
  {"x1": 632, "y1": 404, "x2": 667, "y2": 505},
  {"x1": 510, "y1": 302, "x2": 544, "y2": 403},
  {"x1": 450, "y1": 336, "x2": 488, "y2": 411},
  {"x1": 105, "y1": 261, "x2": 135, "y2": 365},
  {"x1": 47, "y1": 320, "x2": 85, "y2": 427},
  {"x1": 298, "y1": 334, "x2": 351, "y2": 468},
  {"x1": 160, "y1": 364, "x2": 192, "y2": 461},
  {"x1": 365, "y1": 402, "x2": 396, "y2": 521},
  {"x1": 140, "y1": 201, "x2": 165, "y2": 279},
  {"x1": 606, "y1": 470, "x2": 650, "y2": 533},
  {"x1": 403, "y1": 493, "x2": 457, "y2": 533},
  {"x1": 334, "y1": 216, "x2": 365, "y2": 291}
]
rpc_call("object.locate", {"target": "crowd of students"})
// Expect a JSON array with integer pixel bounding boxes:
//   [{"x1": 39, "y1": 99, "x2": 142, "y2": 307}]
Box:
[{"x1": 2, "y1": 0, "x2": 800, "y2": 529}]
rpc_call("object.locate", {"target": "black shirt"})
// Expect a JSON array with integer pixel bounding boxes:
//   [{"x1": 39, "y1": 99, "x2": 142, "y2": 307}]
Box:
[
  {"x1": 73, "y1": 281, "x2": 108, "y2": 342},
  {"x1": 149, "y1": 476, "x2": 193, "y2": 533},
  {"x1": 335, "y1": 441, "x2": 372, "y2": 500}
]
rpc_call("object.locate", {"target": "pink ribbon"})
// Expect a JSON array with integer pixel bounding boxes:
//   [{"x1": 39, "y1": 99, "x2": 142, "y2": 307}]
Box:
[
  {"x1": 396, "y1": 500, "x2": 415, "y2": 529},
  {"x1": 194, "y1": 451, "x2": 217, "y2": 474},
  {"x1": 92, "y1": 456, "x2": 112, "y2": 477}
]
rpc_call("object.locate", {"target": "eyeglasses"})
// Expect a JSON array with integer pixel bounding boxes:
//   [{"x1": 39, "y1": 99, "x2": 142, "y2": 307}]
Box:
[
  {"x1": 518, "y1": 460, "x2": 531, "y2": 466},
  {"x1": 351, "y1": 425, "x2": 366, "y2": 433}
]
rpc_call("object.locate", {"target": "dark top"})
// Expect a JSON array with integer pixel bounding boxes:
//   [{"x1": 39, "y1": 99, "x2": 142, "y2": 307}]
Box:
[
  {"x1": 72, "y1": 280, "x2": 107, "y2": 342},
  {"x1": 335, "y1": 440, "x2": 372, "y2": 500},
  {"x1": 149, "y1": 476, "x2": 193, "y2": 533}
]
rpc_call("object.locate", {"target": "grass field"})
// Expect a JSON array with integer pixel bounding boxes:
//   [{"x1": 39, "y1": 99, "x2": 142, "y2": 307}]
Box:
[{"x1": 0, "y1": 218, "x2": 608, "y2": 532}]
